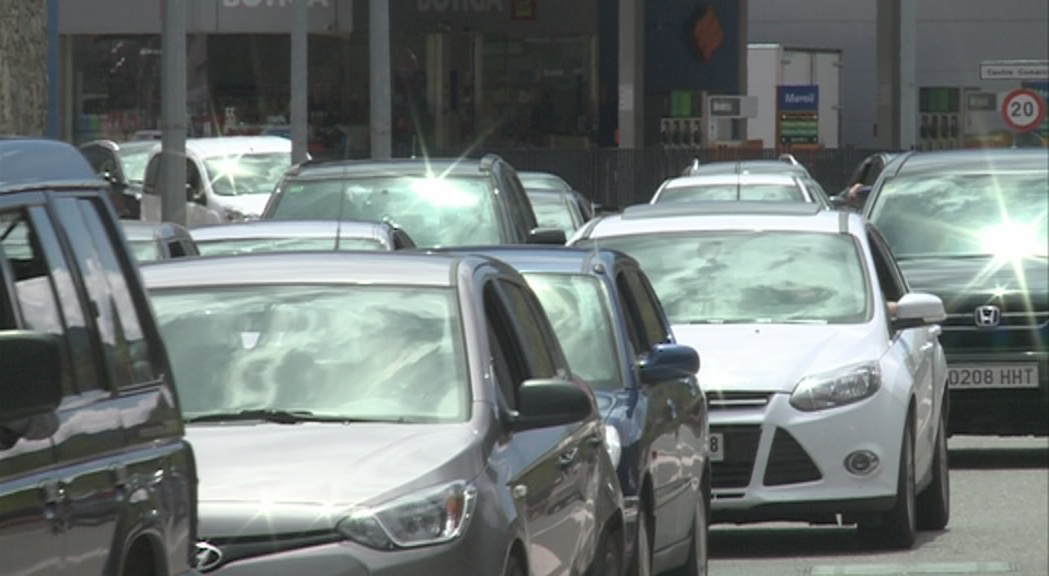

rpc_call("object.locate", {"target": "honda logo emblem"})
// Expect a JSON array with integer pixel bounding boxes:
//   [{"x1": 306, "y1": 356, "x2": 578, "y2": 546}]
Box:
[
  {"x1": 194, "y1": 542, "x2": 223, "y2": 572},
  {"x1": 974, "y1": 305, "x2": 1002, "y2": 328}
]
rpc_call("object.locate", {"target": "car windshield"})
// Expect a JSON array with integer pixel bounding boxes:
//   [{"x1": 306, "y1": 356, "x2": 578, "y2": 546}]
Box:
[
  {"x1": 869, "y1": 171, "x2": 1049, "y2": 259},
  {"x1": 127, "y1": 239, "x2": 160, "y2": 261},
  {"x1": 657, "y1": 183, "x2": 806, "y2": 203},
  {"x1": 519, "y1": 173, "x2": 570, "y2": 192},
  {"x1": 151, "y1": 285, "x2": 470, "y2": 423},
  {"x1": 529, "y1": 193, "x2": 578, "y2": 233},
  {"x1": 117, "y1": 149, "x2": 151, "y2": 184},
  {"x1": 196, "y1": 236, "x2": 384, "y2": 256},
  {"x1": 578, "y1": 232, "x2": 871, "y2": 324},
  {"x1": 523, "y1": 273, "x2": 622, "y2": 392},
  {"x1": 267, "y1": 175, "x2": 501, "y2": 247},
  {"x1": 202, "y1": 152, "x2": 291, "y2": 196}
]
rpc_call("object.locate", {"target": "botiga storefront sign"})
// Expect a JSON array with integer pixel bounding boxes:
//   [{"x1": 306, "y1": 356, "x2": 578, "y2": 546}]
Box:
[{"x1": 776, "y1": 85, "x2": 819, "y2": 148}]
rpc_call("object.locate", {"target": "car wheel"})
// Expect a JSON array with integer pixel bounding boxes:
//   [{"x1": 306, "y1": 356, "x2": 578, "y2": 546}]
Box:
[
  {"x1": 917, "y1": 411, "x2": 950, "y2": 530},
  {"x1": 672, "y1": 486, "x2": 709, "y2": 576},
  {"x1": 859, "y1": 423, "x2": 917, "y2": 550},
  {"x1": 630, "y1": 504, "x2": 653, "y2": 576},
  {"x1": 590, "y1": 525, "x2": 624, "y2": 576},
  {"x1": 504, "y1": 555, "x2": 526, "y2": 576}
]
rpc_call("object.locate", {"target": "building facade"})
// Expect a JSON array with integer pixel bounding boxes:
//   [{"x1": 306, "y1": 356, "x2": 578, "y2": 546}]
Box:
[{"x1": 749, "y1": 0, "x2": 1049, "y2": 148}]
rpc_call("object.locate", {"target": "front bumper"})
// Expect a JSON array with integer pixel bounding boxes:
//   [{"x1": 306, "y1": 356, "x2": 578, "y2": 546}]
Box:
[
  {"x1": 199, "y1": 520, "x2": 508, "y2": 576},
  {"x1": 944, "y1": 350, "x2": 1049, "y2": 436},
  {"x1": 708, "y1": 391, "x2": 905, "y2": 525}
]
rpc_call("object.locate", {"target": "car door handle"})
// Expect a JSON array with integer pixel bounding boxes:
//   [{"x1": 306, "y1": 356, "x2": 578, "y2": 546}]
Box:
[
  {"x1": 42, "y1": 481, "x2": 67, "y2": 531},
  {"x1": 558, "y1": 447, "x2": 579, "y2": 467}
]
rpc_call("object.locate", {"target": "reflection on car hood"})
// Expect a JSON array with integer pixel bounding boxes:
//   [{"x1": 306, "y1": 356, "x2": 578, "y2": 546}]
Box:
[
  {"x1": 217, "y1": 193, "x2": 271, "y2": 217},
  {"x1": 187, "y1": 422, "x2": 480, "y2": 537},
  {"x1": 898, "y1": 257, "x2": 1048, "y2": 313},
  {"x1": 672, "y1": 323, "x2": 882, "y2": 393}
]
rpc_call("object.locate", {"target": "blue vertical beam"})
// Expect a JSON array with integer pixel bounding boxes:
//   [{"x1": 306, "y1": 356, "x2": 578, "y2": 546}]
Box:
[{"x1": 47, "y1": 0, "x2": 59, "y2": 138}]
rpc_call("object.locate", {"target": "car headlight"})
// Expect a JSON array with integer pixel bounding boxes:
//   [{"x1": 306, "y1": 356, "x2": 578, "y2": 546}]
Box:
[
  {"x1": 790, "y1": 363, "x2": 881, "y2": 412},
  {"x1": 336, "y1": 481, "x2": 477, "y2": 550},
  {"x1": 604, "y1": 424, "x2": 622, "y2": 468}
]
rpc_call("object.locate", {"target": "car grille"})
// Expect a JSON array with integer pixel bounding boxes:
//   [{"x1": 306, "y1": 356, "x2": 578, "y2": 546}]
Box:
[
  {"x1": 942, "y1": 311, "x2": 1049, "y2": 329},
  {"x1": 763, "y1": 428, "x2": 822, "y2": 486},
  {"x1": 711, "y1": 425, "x2": 762, "y2": 489},
  {"x1": 707, "y1": 391, "x2": 773, "y2": 411}
]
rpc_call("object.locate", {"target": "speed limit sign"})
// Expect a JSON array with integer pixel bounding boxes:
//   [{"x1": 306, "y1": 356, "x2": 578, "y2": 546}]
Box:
[{"x1": 1001, "y1": 89, "x2": 1047, "y2": 132}]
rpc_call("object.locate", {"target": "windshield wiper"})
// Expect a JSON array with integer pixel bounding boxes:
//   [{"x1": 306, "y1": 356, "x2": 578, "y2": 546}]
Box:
[
  {"x1": 184, "y1": 409, "x2": 409, "y2": 425},
  {"x1": 680, "y1": 318, "x2": 827, "y2": 325}
]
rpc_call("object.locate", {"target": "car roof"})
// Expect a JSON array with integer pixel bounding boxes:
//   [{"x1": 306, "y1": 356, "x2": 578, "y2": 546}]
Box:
[
  {"x1": 120, "y1": 220, "x2": 189, "y2": 240},
  {"x1": 889, "y1": 149, "x2": 1049, "y2": 177},
  {"x1": 691, "y1": 160, "x2": 810, "y2": 176},
  {"x1": 189, "y1": 219, "x2": 389, "y2": 241},
  {"x1": 0, "y1": 138, "x2": 105, "y2": 193},
  {"x1": 663, "y1": 172, "x2": 801, "y2": 188},
  {"x1": 434, "y1": 245, "x2": 629, "y2": 276},
  {"x1": 145, "y1": 136, "x2": 292, "y2": 158},
  {"x1": 141, "y1": 251, "x2": 473, "y2": 289},
  {"x1": 583, "y1": 201, "x2": 861, "y2": 238},
  {"x1": 286, "y1": 157, "x2": 498, "y2": 181}
]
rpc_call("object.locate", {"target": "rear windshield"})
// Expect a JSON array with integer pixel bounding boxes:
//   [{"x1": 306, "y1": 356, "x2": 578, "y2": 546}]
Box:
[
  {"x1": 267, "y1": 175, "x2": 501, "y2": 247},
  {"x1": 656, "y1": 183, "x2": 806, "y2": 203}
]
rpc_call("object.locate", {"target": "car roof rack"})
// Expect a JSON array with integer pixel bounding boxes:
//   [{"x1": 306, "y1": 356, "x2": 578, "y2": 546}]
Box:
[
  {"x1": 621, "y1": 200, "x2": 823, "y2": 220},
  {"x1": 479, "y1": 153, "x2": 503, "y2": 173},
  {"x1": 778, "y1": 153, "x2": 801, "y2": 166}
]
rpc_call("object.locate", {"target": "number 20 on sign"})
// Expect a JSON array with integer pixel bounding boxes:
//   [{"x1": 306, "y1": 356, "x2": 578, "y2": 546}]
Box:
[{"x1": 1001, "y1": 89, "x2": 1047, "y2": 132}]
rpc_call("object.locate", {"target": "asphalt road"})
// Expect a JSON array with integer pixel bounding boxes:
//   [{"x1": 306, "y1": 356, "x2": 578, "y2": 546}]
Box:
[{"x1": 706, "y1": 436, "x2": 1049, "y2": 576}]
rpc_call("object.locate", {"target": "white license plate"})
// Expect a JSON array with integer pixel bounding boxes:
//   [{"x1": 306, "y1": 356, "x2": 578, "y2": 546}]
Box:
[
  {"x1": 709, "y1": 433, "x2": 724, "y2": 462},
  {"x1": 947, "y1": 364, "x2": 1039, "y2": 389}
]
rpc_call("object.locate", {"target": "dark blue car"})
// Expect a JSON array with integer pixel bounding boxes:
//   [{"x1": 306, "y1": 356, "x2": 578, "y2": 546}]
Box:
[{"x1": 437, "y1": 245, "x2": 711, "y2": 576}]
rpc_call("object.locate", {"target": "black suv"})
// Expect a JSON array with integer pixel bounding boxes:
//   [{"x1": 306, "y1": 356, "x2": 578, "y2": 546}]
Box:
[
  {"x1": 0, "y1": 138, "x2": 198, "y2": 575},
  {"x1": 261, "y1": 154, "x2": 566, "y2": 248},
  {"x1": 865, "y1": 149, "x2": 1048, "y2": 436}
]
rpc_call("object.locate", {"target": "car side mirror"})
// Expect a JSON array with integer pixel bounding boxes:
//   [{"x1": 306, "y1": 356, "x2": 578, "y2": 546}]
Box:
[
  {"x1": 829, "y1": 195, "x2": 850, "y2": 209},
  {"x1": 892, "y1": 292, "x2": 946, "y2": 330},
  {"x1": 639, "y1": 343, "x2": 700, "y2": 384},
  {"x1": 528, "y1": 227, "x2": 567, "y2": 246},
  {"x1": 0, "y1": 331, "x2": 63, "y2": 426},
  {"x1": 511, "y1": 378, "x2": 594, "y2": 432}
]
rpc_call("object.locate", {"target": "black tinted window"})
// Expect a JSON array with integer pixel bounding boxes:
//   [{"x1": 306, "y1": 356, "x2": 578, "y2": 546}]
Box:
[{"x1": 0, "y1": 209, "x2": 76, "y2": 395}]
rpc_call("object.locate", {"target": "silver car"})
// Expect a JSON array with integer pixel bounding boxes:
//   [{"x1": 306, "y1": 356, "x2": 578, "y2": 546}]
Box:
[{"x1": 144, "y1": 251, "x2": 625, "y2": 575}]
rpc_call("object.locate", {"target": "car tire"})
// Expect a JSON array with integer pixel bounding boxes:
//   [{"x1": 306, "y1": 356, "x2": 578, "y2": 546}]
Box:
[
  {"x1": 672, "y1": 486, "x2": 709, "y2": 576},
  {"x1": 504, "y1": 555, "x2": 526, "y2": 576},
  {"x1": 630, "y1": 504, "x2": 653, "y2": 576},
  {"x1": 859, "y1": 423, "x2": 917, "y2": 550},
  {"x1": 917, "y1": 411, "x2": 950, "y2": 531},
  {"x1": 590, "y1": 525, "x2": 624, "y2": 576}
]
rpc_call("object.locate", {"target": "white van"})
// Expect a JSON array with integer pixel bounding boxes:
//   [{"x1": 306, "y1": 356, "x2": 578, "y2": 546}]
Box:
[{"x1": 141, "y1": 136, "x2": 292, "y2": 228}]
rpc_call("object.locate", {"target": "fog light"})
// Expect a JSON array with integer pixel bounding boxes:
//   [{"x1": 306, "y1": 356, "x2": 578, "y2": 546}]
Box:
[{"x1": 844, "y1": 450, "x2": 879, "y2": 476}]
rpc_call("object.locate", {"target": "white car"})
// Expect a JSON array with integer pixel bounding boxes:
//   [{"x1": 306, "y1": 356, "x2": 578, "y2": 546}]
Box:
[
  {"x1": 140, "y1": 136, "x2": 293, "y2": 228},
  {"x1": 570, "y1": 201, "x2": 950, "y2": 549},
  {"x1": 650, "y1": 171, "x2": 828, "y2": 206}
]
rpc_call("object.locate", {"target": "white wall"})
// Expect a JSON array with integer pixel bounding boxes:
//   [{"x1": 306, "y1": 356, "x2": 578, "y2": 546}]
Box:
[{"x1": 748, "y1": 0, "x2": 1048, "y2": 148}]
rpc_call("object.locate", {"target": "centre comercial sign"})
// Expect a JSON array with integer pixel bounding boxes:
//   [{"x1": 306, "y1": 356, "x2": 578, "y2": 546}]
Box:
[{"x1": 58, "y1": 0, "x2": 353, "y2": 34}]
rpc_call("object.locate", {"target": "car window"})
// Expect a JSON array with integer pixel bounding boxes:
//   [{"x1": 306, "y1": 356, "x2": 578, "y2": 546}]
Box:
[
  {"x1": 268, "y1": 175, "x2": 503, "y2": 247},
  {"x1": 202, "y1": 153, "x2": 291, "y2": 197},
  {"x1": 501, "y1": 168, "x2": 539, "y2": 233},
  {"x1": 657, "y1": 182, "x2": 806, "y2": 203},
  {"x1": 528, "y1": 194, "x2": 578, "y2": 234},
  {"x1": 0, "y1": 208, "x2": 77, "y2": 395},
  {"x1": 524, "y1": 273, "x2": 622, "y2": 391},
  {"x1": 581, "y1": 232, "x2": 872, "y2": 325},
  {"x1": 116, "y1": 147, "x2": 151, "y2": 184},
  {"x1": 869, "y1": 170, "x2": 1048, "y2": 259},
  {"x1": 519, "y1": 173, "x2": 571, "y2": 192},
  {"x1": 53, "y1": 198, "x2": 155, "y2": 387},
  {"x1": 498, "y1": 279, "x2": 561, "y2": 379},
  {"x1": 484, "y1": 282, "x2": 526, "y2": 412},
  {"x1": 866, "y1": 225, "x2": 908, "y2": 303},
  {"x1": 151, "y1": 284, "x2": 470, "y2": 422},
  {"x1": 623, "y1": 270, "x2": 671, "y2": 348}
]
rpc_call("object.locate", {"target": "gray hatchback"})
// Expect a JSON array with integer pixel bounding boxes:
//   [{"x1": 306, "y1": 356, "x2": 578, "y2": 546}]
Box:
[{"x1": 144, "y1": 251, "x2": 624, "y2": 575}]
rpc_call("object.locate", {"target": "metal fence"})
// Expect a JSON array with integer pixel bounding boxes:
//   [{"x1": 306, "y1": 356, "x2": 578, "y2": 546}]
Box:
[{"x1": 416, "y1": 147, "x2": 892, "y2": 209}]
